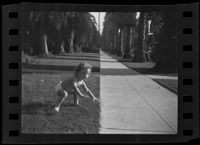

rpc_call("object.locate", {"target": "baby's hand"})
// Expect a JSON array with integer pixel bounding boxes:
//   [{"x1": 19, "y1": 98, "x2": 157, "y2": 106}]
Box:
[
  {"x1": 93, "y1": 97, "x2": 100, "y2": 103},
  {"x1": 83, "y1": 95, "x2": 89, "y2": 98}
]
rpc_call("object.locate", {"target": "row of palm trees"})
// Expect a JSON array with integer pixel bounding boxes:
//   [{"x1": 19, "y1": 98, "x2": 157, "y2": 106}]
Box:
[
  {"x1": 22, "y1": 12, "x2": 101, "y2": 56},
  {"x1": 102, "y1": 12, "x2": 178, "y2": 72}
]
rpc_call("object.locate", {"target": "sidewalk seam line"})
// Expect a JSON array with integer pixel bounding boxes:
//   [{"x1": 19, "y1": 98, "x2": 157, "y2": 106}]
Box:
[
  {"x1": 100, "y1": 51, "x2": 177, "y2": 134},
  {"x1": 123, "y1": 76, "x2": 177, "y2": 133}
]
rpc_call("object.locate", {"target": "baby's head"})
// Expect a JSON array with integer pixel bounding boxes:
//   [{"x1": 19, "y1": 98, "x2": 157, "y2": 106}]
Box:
[{"x1": 75, "y1": 62, "x2": 92, "y2": 80}]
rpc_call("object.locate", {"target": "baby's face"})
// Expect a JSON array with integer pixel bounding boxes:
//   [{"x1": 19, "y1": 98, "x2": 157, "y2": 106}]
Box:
[{"x1": 80, "y1": 68, "x2": 91, "y2": 80}]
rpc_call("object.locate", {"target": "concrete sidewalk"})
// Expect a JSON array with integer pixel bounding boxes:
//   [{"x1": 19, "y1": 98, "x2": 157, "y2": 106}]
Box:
[{"x1": 99, "y1": 51, "x2": 178, "y2": 134}]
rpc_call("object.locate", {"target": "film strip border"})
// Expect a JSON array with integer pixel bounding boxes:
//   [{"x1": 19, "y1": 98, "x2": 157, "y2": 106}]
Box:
[
  {"x1": 179, "y1": 3, "x2": 199, "y2": 140},
  {"x1": 2, "y1": 3, "x2": 199, "y2": 143},
  {"x1": 2, "y1": 5, "x2": 21, "y2": 142}
]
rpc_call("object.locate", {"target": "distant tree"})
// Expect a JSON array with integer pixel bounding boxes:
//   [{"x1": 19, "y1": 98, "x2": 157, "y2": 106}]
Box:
[
  {"x1": 102, "y1": 12, "x2": 137, "y2": 57},
  {"x1": 22, "y1": 12, "x2": 99, "y2": 56}
]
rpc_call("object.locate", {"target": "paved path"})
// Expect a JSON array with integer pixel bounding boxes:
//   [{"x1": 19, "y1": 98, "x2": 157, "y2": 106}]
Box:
[{"x1": 99, "y1": 51, "x2": 178, "y2": 134}]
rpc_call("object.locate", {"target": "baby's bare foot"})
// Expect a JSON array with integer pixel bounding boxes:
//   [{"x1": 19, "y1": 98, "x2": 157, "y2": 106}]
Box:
[{"x1": 54, "y1": 107, "x2": 60, "y2": 112}]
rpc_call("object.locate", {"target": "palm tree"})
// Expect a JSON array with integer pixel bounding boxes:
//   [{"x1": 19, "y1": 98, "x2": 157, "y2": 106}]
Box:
[
  {"x1": 23, "y1": 11, "x2": 65, "y2": 56},
  {"x1": 23, "y1": 12, "x2": 99, "y2": 55},
  {"x1": 76, "y1": 13, "x2": 99, "y2": 52},
  {"x1": 132, "y1": 12, "x2": 146, "y2": 62},
  {"x1": 102, "y1": 13, "x2": 118, "y2": 53},
  {"x1": 102, "y1": 12, "x2": 137, "y2": 58},
  {"x1": 64, "y1": 12, "x2": 99, "y2": 53}
]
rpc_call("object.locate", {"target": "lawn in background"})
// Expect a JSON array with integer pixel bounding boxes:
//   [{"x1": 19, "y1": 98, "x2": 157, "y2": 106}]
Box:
[{"x1": 23, "y1": 52, "x2": 100, "y2": 72}]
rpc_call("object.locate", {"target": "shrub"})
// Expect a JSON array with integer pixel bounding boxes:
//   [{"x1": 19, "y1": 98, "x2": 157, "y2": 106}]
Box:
[{"x1": 22, "y1": 52, "x2": 40, "y2": 64}]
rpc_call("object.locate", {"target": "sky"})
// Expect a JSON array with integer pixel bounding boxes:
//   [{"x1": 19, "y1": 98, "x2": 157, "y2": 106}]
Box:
[{"x1": 90, "y1": 12, "x2": 106, "y2": 34}]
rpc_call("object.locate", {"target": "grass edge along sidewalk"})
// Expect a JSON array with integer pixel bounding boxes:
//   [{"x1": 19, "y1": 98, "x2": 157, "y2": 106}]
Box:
[{"x1": 104, "y1": 51, "x2": 178, "y2": 94}]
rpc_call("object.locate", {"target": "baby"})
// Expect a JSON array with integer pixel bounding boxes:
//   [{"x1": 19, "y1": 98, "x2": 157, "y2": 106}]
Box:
[{"x1": 54, "y1": 62, "x2": 100, "y2": 112}]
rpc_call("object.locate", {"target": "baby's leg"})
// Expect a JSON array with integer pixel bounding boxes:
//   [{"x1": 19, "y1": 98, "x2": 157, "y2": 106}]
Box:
[
  {"x1": 54, "y1": 90, "x2": 68, "y2": 112},
  {"x1": 73, "y1": 92, "x2": 79, "y2": 106}
]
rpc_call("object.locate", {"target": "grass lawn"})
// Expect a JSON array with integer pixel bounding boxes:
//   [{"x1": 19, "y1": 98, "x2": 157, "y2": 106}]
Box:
[
  {"x1": 22, "y1": 70, "x2": 100, "y2": 134},
  {"x1": 151, "y1": 78, "x2": 178, "y2": 94},
  {"x1": 36, "y1": 57, "x2": 100, "y2": 67},
  {"x1": 23, "y1": 52, "x2": 100, "y2": 72}
]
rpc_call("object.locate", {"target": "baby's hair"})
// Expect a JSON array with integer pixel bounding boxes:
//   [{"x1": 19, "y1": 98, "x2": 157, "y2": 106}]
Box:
[{"x1": 75, "y1": 62, "x2": 92, "y2": 76}]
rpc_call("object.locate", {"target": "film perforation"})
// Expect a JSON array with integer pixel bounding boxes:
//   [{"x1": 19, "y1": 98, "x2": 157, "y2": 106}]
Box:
[
  {"x1": 9, "y1": 63, "x2": 19, "y2": 69},
  {"x1": 9, "y1": 113, "x2": 19, "y2": 120},
  {"x1": 183, "y1": 95, "x2": 193, "y2": 102},
  {"x1": 183, "y1": 113, "x2": 193, "y2": 119},
  {"x1": 182, "y1": 28, "x2": 192, "y2": 34},
  {"x1": 182, "y1": 45, "x2": 193, "y2": 51},
  {"x1": 183, "y1": 79, "x2": 193, "y2": 85},
  {"x1": 9, "y1": 80, "x2": 19, "y2": 86},
  {"x1": 9, "y1": 45, "x2": 19, "y2": 51},
  {"x1": 9, "y1": 96, "x2": 19, "y2": 103},
  {"x1": 182, "y1": 62, "x2": 193, "y2": 68},
  {"x1": 182, "y1": 11, "x2": 192, "y2": 17},
  {"x1": 8, "y1": 12, "x2": 18, "y2": 18},
  {"x1": 183, "y1": 130, "x2": 193, "y2": 136},
  {"x1": 9, "y1": 130, "x2": 19, "y2": 137},
  {"x1": 8, "y1": 29, "x2": 18, "y2": 35}
]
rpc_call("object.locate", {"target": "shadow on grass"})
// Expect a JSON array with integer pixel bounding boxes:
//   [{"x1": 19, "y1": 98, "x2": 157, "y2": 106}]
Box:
[
  {"x1": 22, "y1": 102, "x2": 75, "y2": 116},
  {"x1": 23, "y1": 64, "x2": 100, "y2": 72},
  {"x1": 60, "y1": 53, "x2": 100, "y2": 58},
  {"x1": 36, "y1": 53, "x2": 100, "y2": 59},
  {"x1": 36, "y1": 56, "x2": 100, "y2": 61},
  {"x1": 152, "y1": 78, "x2": 178, "y2": 94},
  {"x1": 134, "y1": 68, "x2": 178, "y2": 75},
  {"x1": 22, "y1": 69, "x2": 65, "y2": 74}
]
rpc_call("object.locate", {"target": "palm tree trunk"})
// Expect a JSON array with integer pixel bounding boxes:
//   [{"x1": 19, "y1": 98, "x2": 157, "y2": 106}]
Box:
[
  {"x1": 133, "y1": 12, "x2": 145, "y2": 62},
  {"x1": 110, "y1": 41, "x2": 113, "y2": 53},
  {"x1": 116, "y1": 29, "x2": 120, "y2": 56},
  {"x1": 129, "y1": 27, "x2": 134, "y2": 58},
  {"x1": 69, "y1": 30, "x2": 75, "y2": 53},
  {"x1": 130, "y1": 27, "x2": 133, "y2": 50},
  {"x1": 120, "y1": 28, "x2": 124, "y2": 57},
  {"x1": 113, "y1": 35, "x2": 117, "y2": 54},
  {"x1": 60, "y1": 41, "x2": 65, "y2": 54},
  {"x1": 117, "y1": 28, "x2": 122, "y2": 56},
  {"x1": 41, "y1": 34, "x2": 49, "y2": 56},
  {"x1": 143, "y1": 14, "x2": 148, "y2": 62},
  {"x1": 123, "y1": 25, "x2": 131, "y2": 59}
]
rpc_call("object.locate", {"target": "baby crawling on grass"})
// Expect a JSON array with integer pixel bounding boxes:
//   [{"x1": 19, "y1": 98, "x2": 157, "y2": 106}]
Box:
[{"x1": 54, "y1": 62, "x2": 100, "y2": 112}]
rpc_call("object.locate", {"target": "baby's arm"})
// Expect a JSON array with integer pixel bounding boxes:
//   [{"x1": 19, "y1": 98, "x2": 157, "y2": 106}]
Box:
[
  {"x1": 82, "y1": 82, "x2": 100, "y2": 102},
  {"x1": 73, "y1": 82, "x2": 85, "y2": 97}
]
